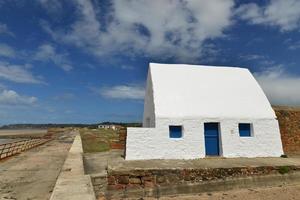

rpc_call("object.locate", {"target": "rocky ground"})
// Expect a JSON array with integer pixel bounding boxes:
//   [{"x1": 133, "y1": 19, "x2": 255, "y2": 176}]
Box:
[
  {"x1": 274, "y1": 106, "x2": 300, "y2": 155},
  {"x1": 0, "y1": 130, "x2": 75, "y2": 200}
]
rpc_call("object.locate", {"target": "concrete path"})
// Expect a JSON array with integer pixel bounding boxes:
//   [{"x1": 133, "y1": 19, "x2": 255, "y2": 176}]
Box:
[
  {"x1": 111, "y1": 156, "x2": 300, "y2": 171},
  {"x1": 83, "y1": 150, "x2": 300, "y2": 174},
  {"x1": 0, "y1": 130, "x2": 75, "y2": 200},
  {"x1": 50, "y1": 133, "x2": 96, "y2": 200}
]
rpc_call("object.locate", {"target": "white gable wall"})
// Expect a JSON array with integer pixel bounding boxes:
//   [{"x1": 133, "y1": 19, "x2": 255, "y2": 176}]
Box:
[{"x1": 142, "y1": 70, "x2": 156, "y2": 128}]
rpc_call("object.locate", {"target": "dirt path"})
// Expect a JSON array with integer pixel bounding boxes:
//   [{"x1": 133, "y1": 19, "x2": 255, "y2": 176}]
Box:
[
  {"x1": 0, "y1": 131, "x2": 76, "y2": 200},
  {"x1": 149, "y1": 184, "x2": 300, "y2": 200}
]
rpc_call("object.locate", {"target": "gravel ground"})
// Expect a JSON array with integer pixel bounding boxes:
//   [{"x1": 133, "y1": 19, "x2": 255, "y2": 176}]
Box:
[
  {"x1": 143, "y1": 184, "x2": 300, "y2": 200},
  {"x1": 0, "y1": 131, "x2": 75, "y2": 200}
]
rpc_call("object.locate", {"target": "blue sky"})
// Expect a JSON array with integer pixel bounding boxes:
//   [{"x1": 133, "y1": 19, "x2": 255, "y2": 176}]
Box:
[{"x1": 0, "y1": 0, "x2": 300, "y2": 124}]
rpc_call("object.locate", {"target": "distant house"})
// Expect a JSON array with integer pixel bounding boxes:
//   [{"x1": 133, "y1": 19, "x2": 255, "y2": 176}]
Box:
[
  {"x1": 98, "y1": 124, "x2": 121, "y2": 131},
  {"x1": 98, "y1": 125, "x2": 111, "y2": 129},
  {"x1": 125, "y1": 63, "x2": 284, "y2": 160}
]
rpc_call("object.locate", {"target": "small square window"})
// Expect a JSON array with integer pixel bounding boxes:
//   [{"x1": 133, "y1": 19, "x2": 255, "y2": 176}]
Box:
[
  {"x1": 169, "y1": 126, "x2": 182, "y2": 138},
  {"x1": 239, "y1": 123, "x2": 252, "y2": 137}
]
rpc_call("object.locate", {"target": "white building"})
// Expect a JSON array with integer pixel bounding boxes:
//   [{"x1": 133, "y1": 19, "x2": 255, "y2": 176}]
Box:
[
  {"x1": 98, "y1": 124, "x2": 117, "y2": 130},
  {"x1": 125, "y1": 63, "x2": 284, "y2": 160}
]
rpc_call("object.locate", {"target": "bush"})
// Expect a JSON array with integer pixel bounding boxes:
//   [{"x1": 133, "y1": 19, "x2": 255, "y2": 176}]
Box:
[
  {"x1": 278, "y1": 166, "x2": 290, "y2": 174},
  {"x1": 280, "y1": 154, "x2": 288, "y2": 158}
]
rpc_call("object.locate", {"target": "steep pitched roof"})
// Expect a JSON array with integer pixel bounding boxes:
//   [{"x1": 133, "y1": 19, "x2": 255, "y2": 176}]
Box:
[{"x1": 149, "y1": 63, "x2": 276, "y2": 119}]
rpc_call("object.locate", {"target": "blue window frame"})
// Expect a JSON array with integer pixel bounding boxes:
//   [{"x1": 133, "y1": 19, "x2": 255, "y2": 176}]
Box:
[
  {"x1": 169, "y1": 126, "x2": 182, "y2": 138},
  {"x1": 239, "y1": 123, "x2": 252, "y2": 137}
]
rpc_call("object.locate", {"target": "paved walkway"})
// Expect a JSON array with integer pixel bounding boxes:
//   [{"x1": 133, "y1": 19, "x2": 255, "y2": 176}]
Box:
[
  {"x1": 111, "y1": 157, "x2": 300, "y2": 171},
  {"x1": 50, "y1": 133, "x2": 96, "y2": 200},
  {"x1": 0, "y1": 131, "x2": 75, "y2": 200}
]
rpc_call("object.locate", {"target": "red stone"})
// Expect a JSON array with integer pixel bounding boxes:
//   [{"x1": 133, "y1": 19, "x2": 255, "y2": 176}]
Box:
[
  {"x1": 117, "y1": 175, "x2": 129, "y2": 184},
  {"x1": 110, "y1": 143, "x2": 124, "y2": 149},
  {"x1": 107, "y1": 176, "x2": 116, "y2": 185}
]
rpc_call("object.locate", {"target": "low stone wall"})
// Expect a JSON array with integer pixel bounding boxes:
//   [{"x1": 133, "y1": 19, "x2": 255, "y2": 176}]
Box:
[
  {"x1": 90, "y1": 174, "x2": 107, "y2": 198},
  {"x1": 104, "y1": 171, "x2": 300, "y2": 199},
  {"x1": 106, "y1": 166, "x2": 299, "y2": 190},
  {"x1": 274, "y1": 107, "x2": 300, "y2": 155}
]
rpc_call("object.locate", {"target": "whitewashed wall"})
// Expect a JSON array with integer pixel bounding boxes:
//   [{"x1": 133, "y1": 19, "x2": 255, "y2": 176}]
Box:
[
  {"x1": 142, "y1": 71, "x2": 155, "y2": 128},
  {"x1": 125, "y1": 117, "x2": 284, "y2": 160}
]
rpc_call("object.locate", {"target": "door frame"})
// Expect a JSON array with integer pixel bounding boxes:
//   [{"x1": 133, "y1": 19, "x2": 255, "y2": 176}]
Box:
[{"x1": 204, "y1": 122, "x2": 222, "y2": 157}]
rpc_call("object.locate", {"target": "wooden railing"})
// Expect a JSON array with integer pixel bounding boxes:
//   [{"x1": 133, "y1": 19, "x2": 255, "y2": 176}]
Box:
[{"x1": 0, "y1": 138, "x2": 51, "y2": 160}]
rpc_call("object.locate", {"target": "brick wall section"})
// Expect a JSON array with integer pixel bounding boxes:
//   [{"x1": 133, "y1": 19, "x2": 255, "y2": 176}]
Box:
[
  {"x1": 119, "y1": 128, "x2": 127, "y2": 145},
  {"x1": 106, "y1": 166, "x2": 299, "y2": 190},
  {"x1": 119, "y1": 128, "x2": 127, "y2": 157},
  {"x1": 274, "y1": 107, "x2": 300, "y2": 155},
  {"x1": 110, "y1": 127, "x2": 127, "y2": 151}
]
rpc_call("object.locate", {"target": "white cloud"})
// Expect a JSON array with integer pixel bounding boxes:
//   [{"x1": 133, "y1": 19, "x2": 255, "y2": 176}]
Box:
[
  {"x1": 97, "y1": 85, "x2": 144, "y2": 100},
  {"x1": 0, "y1": 61, "x2": 43, "y2": 84},
  {"x1": 0, "y1": 89, "x2": 37, "y2": 106},
  {"x1": 240, "y1": 54, "x2": 265, "y2": 61},
  {"x1": 120, "y1": 65, "x2": 134, "y2": 70},
  {"x1": 0, "y1": 43, "x2": 16, "y2": 58},
  {"x1": 239, "y1": 54, "x2": 276, "y2": 66},
  {"x1": 41, "y1": 0, "x2": 234, "y2": 61},
  {"x1": 254, "y1": 66, "x2": 300, "y2": 106},
  {"x1": 237, "y1": 0, "x2": 300, "y2": 31},
  {"x1": 287, "y1": 40, "x2": 300, "y2": 50},
  {"x1": 0, "y1": 23, "x2": 14, "y2": 36},
  {"x1": 34, "y1": 43, "x2": 72, "y2": 71}
]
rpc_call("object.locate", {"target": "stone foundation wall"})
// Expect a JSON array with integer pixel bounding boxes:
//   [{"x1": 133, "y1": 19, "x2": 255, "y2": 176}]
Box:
[
  {"x1": 106, "y1": 166, "x2": 299, "y2": 190},
  {"x1": 91, "y1": 175, "x2": 107, "y2": 197},
  {"x1": 274, "y1": 107, "x2": 300, "y2": 155}
]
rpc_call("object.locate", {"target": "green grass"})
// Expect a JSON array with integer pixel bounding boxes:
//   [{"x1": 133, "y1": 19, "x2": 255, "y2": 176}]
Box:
[
  {"x1": 278, "y1": 166, "x2": 290, "y2": 174},
  {"x1": 80, "y1": 128, "x2": 119, "y2": 153}
]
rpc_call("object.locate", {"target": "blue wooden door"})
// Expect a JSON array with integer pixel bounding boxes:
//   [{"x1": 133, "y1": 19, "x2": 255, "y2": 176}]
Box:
[{"x1": 204, "y1": 123, "x2": 220, "y2": 156}]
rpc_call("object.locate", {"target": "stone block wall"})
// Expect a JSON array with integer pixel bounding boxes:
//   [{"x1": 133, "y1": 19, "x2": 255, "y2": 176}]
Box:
[
  {"x1": 274, "y1": 107, "x2": 300, "y2": 155},
  {"x1": 106, "y1": 166, "x2": 299, "y2": 190},
  {"x1": 91, "y1": 175, "x2": 107, "y2": 197}
]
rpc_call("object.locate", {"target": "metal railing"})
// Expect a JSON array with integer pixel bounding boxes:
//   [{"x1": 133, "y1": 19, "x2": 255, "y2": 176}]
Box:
[{"x1": 0, "y1": 138, "x2": 51, "y2": 160}]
